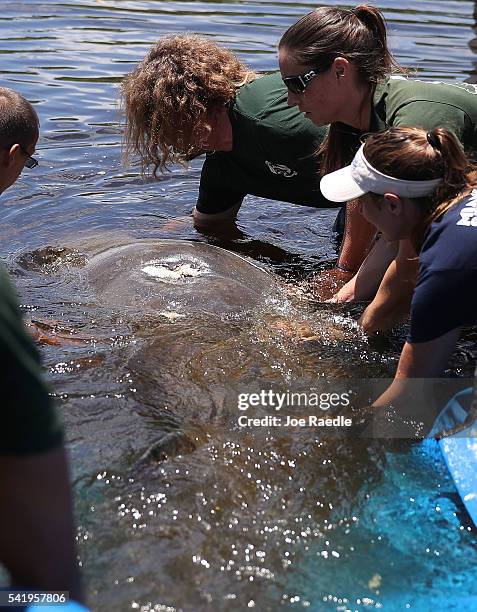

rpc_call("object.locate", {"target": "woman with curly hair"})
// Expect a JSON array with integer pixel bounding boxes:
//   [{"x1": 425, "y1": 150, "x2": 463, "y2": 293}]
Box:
[{"x1": 121, "y1": 34, "x2": 345, "y2": 268}]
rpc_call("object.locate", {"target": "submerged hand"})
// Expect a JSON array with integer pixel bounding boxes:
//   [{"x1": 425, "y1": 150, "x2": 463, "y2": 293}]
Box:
[
  {"x1": 328, "y1": 276, "x2": 358, "y2": 303},
  {"x1": 308, "y1": 268, "x2": 354, "y2": 301},
  {"x1": 159, "y1": 215, "x2": 191, "y2": 233}
]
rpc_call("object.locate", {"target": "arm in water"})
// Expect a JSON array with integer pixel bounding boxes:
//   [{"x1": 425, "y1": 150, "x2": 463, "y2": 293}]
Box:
[
  {"x1": 310, "y1": 200, "x2": 376, "y2": 300},
  {"x1": 155, "y1": 200, "x2": 243, "y2": 237},
  {"x1": 368, "y1": 330, "x2": 461, "y2": 435},
  {"x1": 359, "y1": 239, "x2": 419, "y2": 333},
  {"x1": 329, "y1": 234, "x2": 398, "y2": 303},
  {"x1": 193, "y1": 200, "x2": 242, "y2": 230}
]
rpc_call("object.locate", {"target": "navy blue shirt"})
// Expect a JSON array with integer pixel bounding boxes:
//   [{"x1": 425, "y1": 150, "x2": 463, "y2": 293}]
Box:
[{"x1": 408, "y1": 191, "x2": 477, "y2": 343}]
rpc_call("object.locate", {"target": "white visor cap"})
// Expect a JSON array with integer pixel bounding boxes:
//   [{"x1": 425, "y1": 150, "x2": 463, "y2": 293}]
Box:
[{"x1": 320, "y1": 144, "x2": 442, "y2": 202}]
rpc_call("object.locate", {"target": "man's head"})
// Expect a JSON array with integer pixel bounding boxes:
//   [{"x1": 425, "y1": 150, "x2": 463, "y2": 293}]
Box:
[{"x1": 0, "y1": 87, "x2": 39, "y2": 194}]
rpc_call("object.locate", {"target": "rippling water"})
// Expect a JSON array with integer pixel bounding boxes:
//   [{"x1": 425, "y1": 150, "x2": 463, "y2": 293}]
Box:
[{"x1": 1, "y1": 1, "x2": 477, "y2": 611}]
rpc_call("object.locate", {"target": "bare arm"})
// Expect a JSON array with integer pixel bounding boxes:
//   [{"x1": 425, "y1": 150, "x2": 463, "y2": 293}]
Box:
[
  {"x1": 0, "y1": 446, "x2": 82, "y2": 602},
  {"x1": 359, "y1": 239, "x2": 419, "y2": 333},
  {"x1": 371, "y1": 329, "x2": 461, "y2": 432},
  {"x1": 331, "y1": 234, "x2": 398, "y2": 303},
  {"x1": 310, "y1": 199, "x2": 376, "y2": 300},
  {"x1": 337, "y1": 199, "x2": 377, "y2": 272}
]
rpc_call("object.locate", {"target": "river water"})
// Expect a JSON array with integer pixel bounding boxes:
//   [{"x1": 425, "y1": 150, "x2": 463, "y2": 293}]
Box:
[{"x1": 1, "y1": 1, "x2": 477, "y2": 611}]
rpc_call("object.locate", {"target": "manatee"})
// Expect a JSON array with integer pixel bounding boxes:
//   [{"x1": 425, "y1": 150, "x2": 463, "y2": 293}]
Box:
[
  {"x1": 17, "y1": 235, "x2": 374, "y2": 472},
  {"x1": 17, "y1": 235, "x2": 387, "y2": 604},
  {"x1": 19, "y1": 235, "x2": 288, "y2": 346}
]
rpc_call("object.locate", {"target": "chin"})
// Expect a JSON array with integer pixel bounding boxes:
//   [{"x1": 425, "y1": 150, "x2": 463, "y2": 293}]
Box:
[
  {"x1": 380, "y1": 231, "x2": 396, "y2": 243},
  {"x1": 304, "y1": 113, "x2": 323, "y2": 126}
]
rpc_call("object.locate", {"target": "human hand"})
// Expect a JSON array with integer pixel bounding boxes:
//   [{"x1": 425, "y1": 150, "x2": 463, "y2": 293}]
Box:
[
  {"x1": 327, "y1": 276, "x2": 358, "y2": 303},
  {"x1": 159, "y1": 215, "x2": 191, "y2": 233},
  {"x1": 271, "y1": 318, "x2": 319, "y2": 341},
  {"x1": 358, "y1": 308, "x2": 377, "y2": 334},
  {"x1": 307, "y1": 268, "x2": 354, "y2": 301}
]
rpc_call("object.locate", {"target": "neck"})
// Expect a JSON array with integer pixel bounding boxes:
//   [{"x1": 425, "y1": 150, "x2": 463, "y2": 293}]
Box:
[
  {"x1": 339, "y1": 84, "x2": 373, "y2": 132},
  {"x1": 209, "y1": 106, "x2": 233, "y2": 152}
]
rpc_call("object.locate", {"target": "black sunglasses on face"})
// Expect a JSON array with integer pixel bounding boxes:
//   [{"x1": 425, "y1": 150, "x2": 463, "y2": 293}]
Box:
[
  {"x1": 282, "y1": 68, "x2": 321, "y2": 95},
  {"x1": 20, "y1": 146, "x2": 38, "y2": 169}
]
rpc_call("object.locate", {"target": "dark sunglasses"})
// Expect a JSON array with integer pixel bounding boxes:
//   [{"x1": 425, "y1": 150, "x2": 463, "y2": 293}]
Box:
[
  {"x1": 282, "y1": 68, "x2": 320, "y2": 95},
  {"x1": 20, "y1": 146, "x2": 38, "y2": 169}
]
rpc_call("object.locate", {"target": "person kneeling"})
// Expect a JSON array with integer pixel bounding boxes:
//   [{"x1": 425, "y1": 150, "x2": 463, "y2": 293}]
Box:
[{"x1": 320, "y1": 126, "x2": 477, "y2": 418}]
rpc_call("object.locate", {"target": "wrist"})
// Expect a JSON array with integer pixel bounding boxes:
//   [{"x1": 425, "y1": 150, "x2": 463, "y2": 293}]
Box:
[{"x1": 335, "y1": 263, "x2": 356, "y2": 274}]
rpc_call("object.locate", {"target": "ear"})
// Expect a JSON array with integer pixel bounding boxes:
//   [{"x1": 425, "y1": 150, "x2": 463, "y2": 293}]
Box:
[
  {"x1": 1, "y1": 144, "x2": 21, "y2": 168},
  {"x1": 332, "y1": 56, "x2": 350, "y2": 79},
  {"x1": 383, "y1": 192, "x2": 404, "y2": 215}
]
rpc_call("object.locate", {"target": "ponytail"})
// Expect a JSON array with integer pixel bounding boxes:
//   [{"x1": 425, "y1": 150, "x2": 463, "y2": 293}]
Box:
[
  {"x1": 352, "y1": 5, "x2": 388, "y2": 53},
  {"x1": 426, "y1": 128, "x2": 477, "y2": 222}
]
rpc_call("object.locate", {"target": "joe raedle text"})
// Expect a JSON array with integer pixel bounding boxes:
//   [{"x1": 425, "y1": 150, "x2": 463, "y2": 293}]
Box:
[{"x1": 237, "y1": 414, "x2": 352, "y2": 428}]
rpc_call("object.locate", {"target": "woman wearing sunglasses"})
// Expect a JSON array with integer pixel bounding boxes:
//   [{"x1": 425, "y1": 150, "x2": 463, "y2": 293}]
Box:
[
  {"x1": 279, "y1": 5, "x2": 477, "y2": 313},
  {"x1": 121, "y1": 34, "x2": 342, "y2": 241},
  {"x1": 320, "y1": 126, "x2": 477, "y2": 412}
]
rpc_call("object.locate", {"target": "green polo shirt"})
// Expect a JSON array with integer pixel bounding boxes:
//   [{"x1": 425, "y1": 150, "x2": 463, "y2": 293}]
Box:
[
  {"x1": 197, "y1": 72, "x2": 331, "y2": 214},
  {"x1": 371, "y1": 76, "x2": 477, "y2": 148},
  {"x1": 0, "y1": 267, "x2": 63, "y2": 454}
]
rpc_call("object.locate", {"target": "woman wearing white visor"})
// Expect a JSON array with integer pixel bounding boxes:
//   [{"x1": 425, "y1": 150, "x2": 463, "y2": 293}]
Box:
[{"x1": 321, "y1": 126, "x2": 477, "y2": 410}]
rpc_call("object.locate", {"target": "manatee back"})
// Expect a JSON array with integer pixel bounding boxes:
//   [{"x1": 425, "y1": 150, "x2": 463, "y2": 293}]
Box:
[{"x1": 84, "y1": 239, "x2": 278, "y2": 316}]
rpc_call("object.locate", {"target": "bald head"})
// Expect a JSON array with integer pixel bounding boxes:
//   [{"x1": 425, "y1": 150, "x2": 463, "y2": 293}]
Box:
[{"x1": 0, "y1": 88, "x2": 39, "y2": 151}]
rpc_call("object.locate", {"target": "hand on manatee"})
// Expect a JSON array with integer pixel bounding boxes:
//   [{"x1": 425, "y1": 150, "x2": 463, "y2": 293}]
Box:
[
  {"x1": 268, "y1": 316, "x2": 349, "y2": 343},
  {"x1": 307, "y1": 268, "x2": 354, "y2": 301},
  {"x1": 327, "y1": 275, "x2": 358, "y2": 303},
  {"x1": 158, "y1": 215, "x2": 192, "y2": 234},
  {"x1": 271, "y1": 318, "x2": 319, "y2": 341}
]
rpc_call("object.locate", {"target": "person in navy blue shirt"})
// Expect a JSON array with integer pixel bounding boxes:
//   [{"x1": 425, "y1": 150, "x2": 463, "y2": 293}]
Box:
[
  {"x1": 320, "y1": 126, "x2": 477, "y2": 411},
  {"x1": 407, "y1": 191, "x2": 477, "y2": 345}
]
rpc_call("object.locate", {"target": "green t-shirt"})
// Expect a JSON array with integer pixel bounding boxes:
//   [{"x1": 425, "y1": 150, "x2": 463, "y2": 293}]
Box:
[
  {"x1": 197, "y1": 72, "x2": 330, "y2": 214},
  {"x1": 371, "y1": 76, "x2": 477, "y2": 148},
  {"x1": 0, "y1": 267, "x2": 63, "y2": 454}
]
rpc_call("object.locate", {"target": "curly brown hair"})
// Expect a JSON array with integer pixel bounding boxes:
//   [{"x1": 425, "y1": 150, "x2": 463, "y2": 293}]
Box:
[{"x1": 121, "y1": 34, "x2": 256, "y2": 176}]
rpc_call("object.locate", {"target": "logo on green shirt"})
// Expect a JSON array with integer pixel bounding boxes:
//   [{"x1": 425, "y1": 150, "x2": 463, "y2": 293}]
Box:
[{"x1": 265, "y1": 161, "x2": 298, "y2": 178}]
